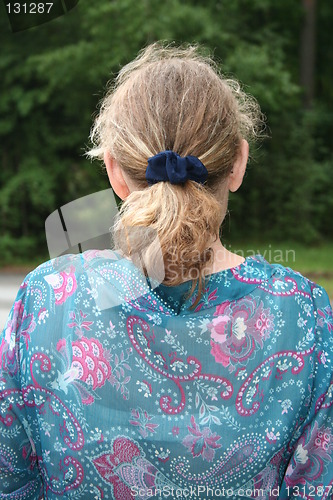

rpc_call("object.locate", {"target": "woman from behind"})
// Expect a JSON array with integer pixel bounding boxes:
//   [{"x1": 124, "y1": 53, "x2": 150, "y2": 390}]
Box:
[{"x1": 0, "y1": 43, "x2": 332, "y2": 499}]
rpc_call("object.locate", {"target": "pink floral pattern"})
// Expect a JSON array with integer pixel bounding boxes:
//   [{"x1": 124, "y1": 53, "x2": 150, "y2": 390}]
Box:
[
  {"x1": 0, "y1": 298, "x2": 36, "y2": 375},
  {"x1": 317, "y1": 306, "x2": 333, "y2": 333},
  {"x1": 44, "y1": 266, "x2": 77, "y2": 305},
  {"x1": 208, "y1": 296, "x2": 274, "y2": 372},
  {"x1": 51, "y1": 336, "x2": 112, "y2": 404},
  {"x1": 92, "y1": 437, "x2": 142, "y2": 498},
  {"x1": 67, "y1": 309, "x2": 93, "y2": 337},
  {"x1": 92, "y1": 436, "x2": 177, "y2": 498},
  {"x1": 129, "y1": 407, "x2": 159, "y2": 437},
  {"x1": 285, "y1": 421, "x2": 333, "y2": 487},
  {"x1": 182, "y1": 415, "x2": 222, "y2": 462}
]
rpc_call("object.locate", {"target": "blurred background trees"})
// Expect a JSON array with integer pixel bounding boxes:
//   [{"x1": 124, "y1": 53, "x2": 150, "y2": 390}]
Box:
[{"x1": 0, "y1": 0, "x2": 332, "y2": 263}]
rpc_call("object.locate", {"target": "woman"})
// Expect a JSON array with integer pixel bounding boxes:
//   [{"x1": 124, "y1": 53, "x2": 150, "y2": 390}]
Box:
[{"x1": 1, "y1": 43, "x2": 332, "y2": 499}]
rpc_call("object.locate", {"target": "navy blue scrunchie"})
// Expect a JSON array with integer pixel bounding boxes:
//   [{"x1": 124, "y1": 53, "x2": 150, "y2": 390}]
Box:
[{"x1": 145, "y1": 150, "x2": 208, "y2": 186}]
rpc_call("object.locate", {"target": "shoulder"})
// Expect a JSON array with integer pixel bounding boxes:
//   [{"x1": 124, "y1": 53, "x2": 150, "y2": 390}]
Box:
[
  {"x1": 21, "y1": 249, "x2": 150, "y2": 313},
  {"x1": 238, "y1": 255, "x2": 332, "y2": 317},
  {"x1": 24, "y1": 249, "x2": 126, "y2": 287},
  {"x1": 249, "y1": 254, "x2": 328, "y2": 294},
  {"x1": 15, "y1": 250, "x2": 114, "y2": 308}
]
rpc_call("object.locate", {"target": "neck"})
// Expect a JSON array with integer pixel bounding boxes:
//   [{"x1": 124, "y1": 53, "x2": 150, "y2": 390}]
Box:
[{"x1": 205, "y1": 238, "x2": 245, "y2": 275}]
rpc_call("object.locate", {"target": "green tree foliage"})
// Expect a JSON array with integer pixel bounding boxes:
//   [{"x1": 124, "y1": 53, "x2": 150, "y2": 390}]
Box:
[{"x1": 0, "y1": 0, "x2": 332, "y2": 263}]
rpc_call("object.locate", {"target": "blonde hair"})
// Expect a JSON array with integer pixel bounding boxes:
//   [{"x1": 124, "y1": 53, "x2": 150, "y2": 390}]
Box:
[{"x1": 87, "y1": 42, "x2": 264, "y2": 309}]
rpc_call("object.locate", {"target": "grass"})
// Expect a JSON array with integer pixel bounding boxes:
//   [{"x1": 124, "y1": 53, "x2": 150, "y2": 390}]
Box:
[{"x1": 224, "y1": 239, "x2": 333, "y2": 300}]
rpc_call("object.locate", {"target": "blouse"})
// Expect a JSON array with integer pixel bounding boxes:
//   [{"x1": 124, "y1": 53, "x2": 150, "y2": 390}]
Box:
[{"x1": 0, "y1": 249, "x2": 332, "y2": 499}]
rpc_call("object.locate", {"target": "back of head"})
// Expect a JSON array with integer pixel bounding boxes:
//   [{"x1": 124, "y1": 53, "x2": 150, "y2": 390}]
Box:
[{"x1": 87, "y1": 42, "x2": 263, "y2": 309}]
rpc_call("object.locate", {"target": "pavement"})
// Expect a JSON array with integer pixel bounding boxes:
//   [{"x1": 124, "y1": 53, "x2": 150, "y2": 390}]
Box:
[{"x1": 0, "y1": 273, "x2": 26, "y2": 331}]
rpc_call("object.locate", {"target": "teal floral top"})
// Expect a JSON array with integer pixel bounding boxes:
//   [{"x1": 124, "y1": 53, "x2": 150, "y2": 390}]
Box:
[{"x1": 0, "y1": 250, "x2": 332, "y2": 499}]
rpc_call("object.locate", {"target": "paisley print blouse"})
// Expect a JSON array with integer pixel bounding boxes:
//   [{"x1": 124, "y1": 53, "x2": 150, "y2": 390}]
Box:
[{"x1": 0, "y1": 250, "x2": 332, "y2": 499}]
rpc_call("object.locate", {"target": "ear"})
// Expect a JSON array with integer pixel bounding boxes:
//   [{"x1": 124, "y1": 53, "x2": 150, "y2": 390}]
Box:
[
  {"x1": 104, "y1": 152, "x2": 131, "y2": 200},
  {"x1": 228, "y1": 139, "x2": 249, "y2": 193}
]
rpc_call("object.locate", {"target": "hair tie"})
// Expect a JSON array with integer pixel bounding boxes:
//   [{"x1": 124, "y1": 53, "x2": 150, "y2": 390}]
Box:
[{"x1": 145, "y1": 150, "x2": 208, "y2": 186}]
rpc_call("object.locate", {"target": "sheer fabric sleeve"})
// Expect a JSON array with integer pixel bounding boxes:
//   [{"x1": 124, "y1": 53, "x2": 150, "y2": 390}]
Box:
[
  {"x1": 0, "y1": 277, "x2": 43, "y2": 499},
  {"x1": 280, "y1": 285, "x2": 333, "y2": 499}
]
